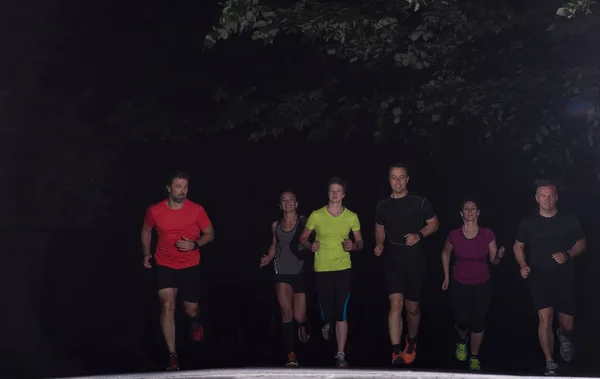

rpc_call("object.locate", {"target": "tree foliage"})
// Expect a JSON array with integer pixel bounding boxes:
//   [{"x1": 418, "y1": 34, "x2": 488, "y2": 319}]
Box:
[{"x1": 204, "y1": 0, "x2": 600, "y2": 176}]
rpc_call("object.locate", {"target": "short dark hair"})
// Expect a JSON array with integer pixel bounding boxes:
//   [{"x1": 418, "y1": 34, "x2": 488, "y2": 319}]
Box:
[
  {"x1": 328, "y1": 176, "x2": 347, "y2": 193},
  {"x1": 460, "y1": 198, "x2": 480, "y2": 210},
  {"x1": 535, "y1": 179, "x2": 557, "y2": 193},
  {"x1": 280, "y1": 190, "x2": 297, "y2": 199},
  {"x1": 167, "y1": 171, "x2": 191, "y2": 186},
  {"x1": 389, "y1": 163, "x2": 409, "y2": 177}
]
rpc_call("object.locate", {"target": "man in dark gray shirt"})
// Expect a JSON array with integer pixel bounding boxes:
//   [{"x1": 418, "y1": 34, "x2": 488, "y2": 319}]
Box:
[
  {"x1": 514, "y1": 182, "x2": 586, "y2": 375},
  {"x1": 260, "y1": 191, "x2": 311, "y2": 367}
]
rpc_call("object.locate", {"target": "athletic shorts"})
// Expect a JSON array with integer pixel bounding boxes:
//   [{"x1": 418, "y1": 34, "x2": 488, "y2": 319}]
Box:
[
  {"x1": 450, "y1": 279, "x2": 492, "y2": 333},
  {"x1": 529, "y1": 269, "x2": 576, "y2": 316},
  {"x1": 155, "y1": 264, "x2": 201, "y2": 303},
  {"x1": 384, "y1": 246, "x2": 426, "y2": 302},
  {"x1": 315, "y1": 269, "x2": 352, "y2": 322},
  {"x1": 274, "y1": 274, "x2": 306, "y2": 294}
]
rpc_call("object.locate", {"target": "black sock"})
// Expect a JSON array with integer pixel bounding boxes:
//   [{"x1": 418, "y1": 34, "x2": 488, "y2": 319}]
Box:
[
  {"x1": 392, "y1": 344, "x2": 402, "y2": 353},
  {"x1": 189, "y1": 312, "x2": 199, "y2": 325},
  {"x1": 282, "y1": 321, "x2": 295, "y2": 353},
  {"x1": 458, "y1": 336, "x2": 467, "y2": 344},
  {"x1": 408, "y1": 336, "x2": 417, "y2": 344}
]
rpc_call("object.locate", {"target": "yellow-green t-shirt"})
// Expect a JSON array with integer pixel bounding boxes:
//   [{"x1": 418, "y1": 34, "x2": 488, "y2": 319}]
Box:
[{"x1": 305, "y1": 206, "x2": 361, "y2": 272}]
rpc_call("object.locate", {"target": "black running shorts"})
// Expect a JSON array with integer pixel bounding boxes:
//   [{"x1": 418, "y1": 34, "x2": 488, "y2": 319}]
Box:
[
  {"x1": 274, "y1": 274, "x2": 306, "y2": 294},
  {"x1": 155, "y1": 264, "x2": 201, "y2": 303},
  {"x1": 529, "y1": 269, "x2": 575, "y2": 316},
  {"x1": 384, "y1": 245, "x2": 426, "y2": 302},
  {"x1": 315, "y1": 269, "x2": 352, "y2": 322},
  {"x1": 450, "y1": 279, "x2": 492, "y2": 333}
]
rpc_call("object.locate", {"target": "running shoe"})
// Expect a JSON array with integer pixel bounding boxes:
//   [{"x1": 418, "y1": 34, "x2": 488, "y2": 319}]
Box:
[
  {"x1": 190, "y1": 320, "x2": 204, "y2": 342},
  {"x1": 321, "y1": 323, "x2": 331, "y2": 341},
  {"x1": 545, "y1": 360, "x2": 558, "y2": 376},
  {"x1": 469, "y1": 356, "x2": 482, "y2": 371},
  {"x1": 557, "y1": 328, "x2": 574, "y2": 362},
  {"x1": 285, "y1": 352, "x2": 299, "y2": 367},
  {"x1": 391, "y1": 350, "x2": 403, "y2": 365},
  {"x1": 166, "y1": 353, "x2": 180, "y2": 371},
  {"x1": 335, "y1": 352, "x2": 348, "y2": 368},
  {"x1": 455, "y1": 340, "x2": 467, "y2": 361},
  {"x1": 402, "y1": 338, "x2": 417, "y2": 364},
  {"x1": 298, "y1": 324, "x2": 311, "y2": 343}
]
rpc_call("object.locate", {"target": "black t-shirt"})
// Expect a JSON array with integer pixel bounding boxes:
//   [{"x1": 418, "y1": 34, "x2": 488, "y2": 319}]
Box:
[
  {"x1": 516, "y1": 211, "x2": 584, "y2": 273},
  {"x1": 375, "y1": 192, "x2": 436, "y2": 248}
]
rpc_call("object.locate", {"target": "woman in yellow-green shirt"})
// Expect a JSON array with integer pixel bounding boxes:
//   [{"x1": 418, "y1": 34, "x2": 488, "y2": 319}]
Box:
[{"x1": 300, "y1": 176, "x2": 364, "y2": 369}]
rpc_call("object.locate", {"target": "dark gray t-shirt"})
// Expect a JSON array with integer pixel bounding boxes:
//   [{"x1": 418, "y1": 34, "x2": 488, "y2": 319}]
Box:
[
  {"x1": 274, "y1": 216, "x2": 305, "y2": 275},
  {"x1": 516, "y1": 211, "x2": 584, "y2": 273}
]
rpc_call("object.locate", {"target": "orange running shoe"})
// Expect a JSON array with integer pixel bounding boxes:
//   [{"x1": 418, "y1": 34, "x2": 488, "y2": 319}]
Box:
[
  {"x1": 166, "y1": 353, "x2": 180, "y2": 371},
  {"x1": 391, "y1": 351, "x2": 404, "y2": 365},
  {"x1": 190, "y1": 321, "x2": 204, "y2": 342},
  {"x1": 286, "y1": 352, "x2": 299, "y2": 367},
  {"x1": 402, "y1": 338, "x2": 417, "y2": 364}
]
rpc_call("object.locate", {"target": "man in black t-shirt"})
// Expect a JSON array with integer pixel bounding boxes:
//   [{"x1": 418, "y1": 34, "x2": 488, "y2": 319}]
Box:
[
  {"x1": 374, "y1": 163, "x2": 439, "y2": 365},
  {"x1": 514, "y1": 182, "x2": 586, "y2": 375}
]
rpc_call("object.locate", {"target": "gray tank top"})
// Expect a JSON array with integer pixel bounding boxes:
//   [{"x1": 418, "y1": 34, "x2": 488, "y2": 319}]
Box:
[{"x1": 274, "y1": 218, "x2": 304, "y2": 275}]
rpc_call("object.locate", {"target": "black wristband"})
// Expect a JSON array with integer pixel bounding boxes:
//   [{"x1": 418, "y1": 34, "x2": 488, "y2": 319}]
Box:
[
  {"x1": 417, "y1": 232, "x2": 424, "y2": 240},
  {"x1": 193, "y1": 241, "x2": 200, "y2": 250}
]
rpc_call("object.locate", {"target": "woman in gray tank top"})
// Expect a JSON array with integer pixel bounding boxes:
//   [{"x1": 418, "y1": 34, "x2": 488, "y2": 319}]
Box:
[{"x1": 260, "y1": 191, "x2": 311, "y2": 367}]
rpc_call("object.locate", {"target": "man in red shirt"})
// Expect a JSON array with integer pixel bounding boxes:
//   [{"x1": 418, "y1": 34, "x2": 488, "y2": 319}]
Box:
[{"x1": 141, "y1": 172, "x2": 215, "y2": 371}]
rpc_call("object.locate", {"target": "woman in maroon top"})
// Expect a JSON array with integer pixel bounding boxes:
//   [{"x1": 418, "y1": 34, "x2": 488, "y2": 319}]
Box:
[{"x1": 441, "y1": 199, "x2": 504, "y2": 371}]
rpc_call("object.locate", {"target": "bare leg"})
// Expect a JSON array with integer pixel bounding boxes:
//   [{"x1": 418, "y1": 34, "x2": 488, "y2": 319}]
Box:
[
  {"x1": 276, "y1": 283, "x2": 294, "y2": 323},
  {"x1": 336, "y1": 320, "x2": 348, "y2": 352},
  {"x1": 558, "y1": 313, "x2": 574, "y2": 335},
  {"x1": 388, "y1": 294, "x2": 404, "y2": 345},
  {"x1": 183, "y1": 301, "x2": 199, "y2": 319},
  {"x1": 470, "y1": 331, "x2": 484, "y2": 355},
  {"x1": 158, "y1": 288, "x2": 177, "y2": 353},
  {"x1": 538, "y1": 308, "x2": 554, "y2": 361},
  {"x1": 455, "y1": 324, "x2": 468, "y2": 341},
  {"x1": 293, "y1": 292, "x2": 307, "y2": 324},
  {"x1": 405, "y1": 300, "x2": 421, "y2": 339}
]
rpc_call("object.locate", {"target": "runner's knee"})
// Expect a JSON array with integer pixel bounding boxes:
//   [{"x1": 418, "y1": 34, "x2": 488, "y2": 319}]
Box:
[
  {"x1": 161, "y1": 301, "x2": 176, "y2": 314},
  {"x1": 405, "y1": 301, "x2": 420, "y2": 317},
  {"x1": 538, "y1": 308, "x2": 553, "y2": 328},
  {"x1": 293, "y1": 307, "x2": 306, "y2": 324},
  {"x1": 389, "y1": 296, "x2": 403, "y2": 313},
  {"x1": 470, "y1": 321, "x2": 484, "y2": 333},
  {"x1": 280, "y1": 305, "x2": 293, "y2": 323}
]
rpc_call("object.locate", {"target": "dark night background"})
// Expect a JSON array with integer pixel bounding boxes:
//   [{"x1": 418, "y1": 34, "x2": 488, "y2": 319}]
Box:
[{"x1": 2, "y1": 1, "x2": 600, "y2": 378}]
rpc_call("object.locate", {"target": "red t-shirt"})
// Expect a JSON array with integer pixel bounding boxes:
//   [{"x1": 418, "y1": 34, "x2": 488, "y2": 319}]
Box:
[
  {"x1": 144, "y1": 199, "x2": 212, "y2": 269},
  {"x1": 447, "y1": 227, "x2": 495, "y2": 285}
]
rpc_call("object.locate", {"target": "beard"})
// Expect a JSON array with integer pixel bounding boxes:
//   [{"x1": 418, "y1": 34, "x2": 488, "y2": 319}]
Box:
[{"x1": 171, "y1": 194, "x2": 186, "y2": 203}]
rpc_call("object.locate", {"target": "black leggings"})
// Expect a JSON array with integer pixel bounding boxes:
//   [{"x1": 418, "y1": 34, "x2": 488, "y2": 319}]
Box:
[
  {"x1": 315, "y1": 269, "x2": 352, "y2": 322},
  {"x1": 450, "y1": 279, "x2": 491, "y2": 334}
]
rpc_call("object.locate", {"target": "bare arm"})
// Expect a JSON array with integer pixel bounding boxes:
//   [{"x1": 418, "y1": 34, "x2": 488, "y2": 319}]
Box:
[
  {"x1": 567, "y1": 238, "x2": 586, "y2": 258},
  {"x1": 352, "y1": 230, "x2": 364, "y2": 251},
  {"x1": 441, "y1": 240, "x2": 453, "y2": 280},
  {"x1": 375, "y1": 224, "x2": 386, "y2": 246},
  {"x1": 420, "y1": 216, "x2": 440, "y2": 237},
  {"x1": 489, "y1": 239, "x2": 502, "y2": 265},
  {"x1": 299, "y1": 227, "x2": 314, "y2": 250},
  {"x1": 266, "y1": 222, "x2": 277, "y2": 260},
  {"x1": 194, "y1": 225, "x2": 215, "y2": 248},
  {"x1": 141, "y1": 223, "x2": 152, "y2": 257},
  {"x1": 513, "y1": 240, "x2": 528, "y2": 268}
]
